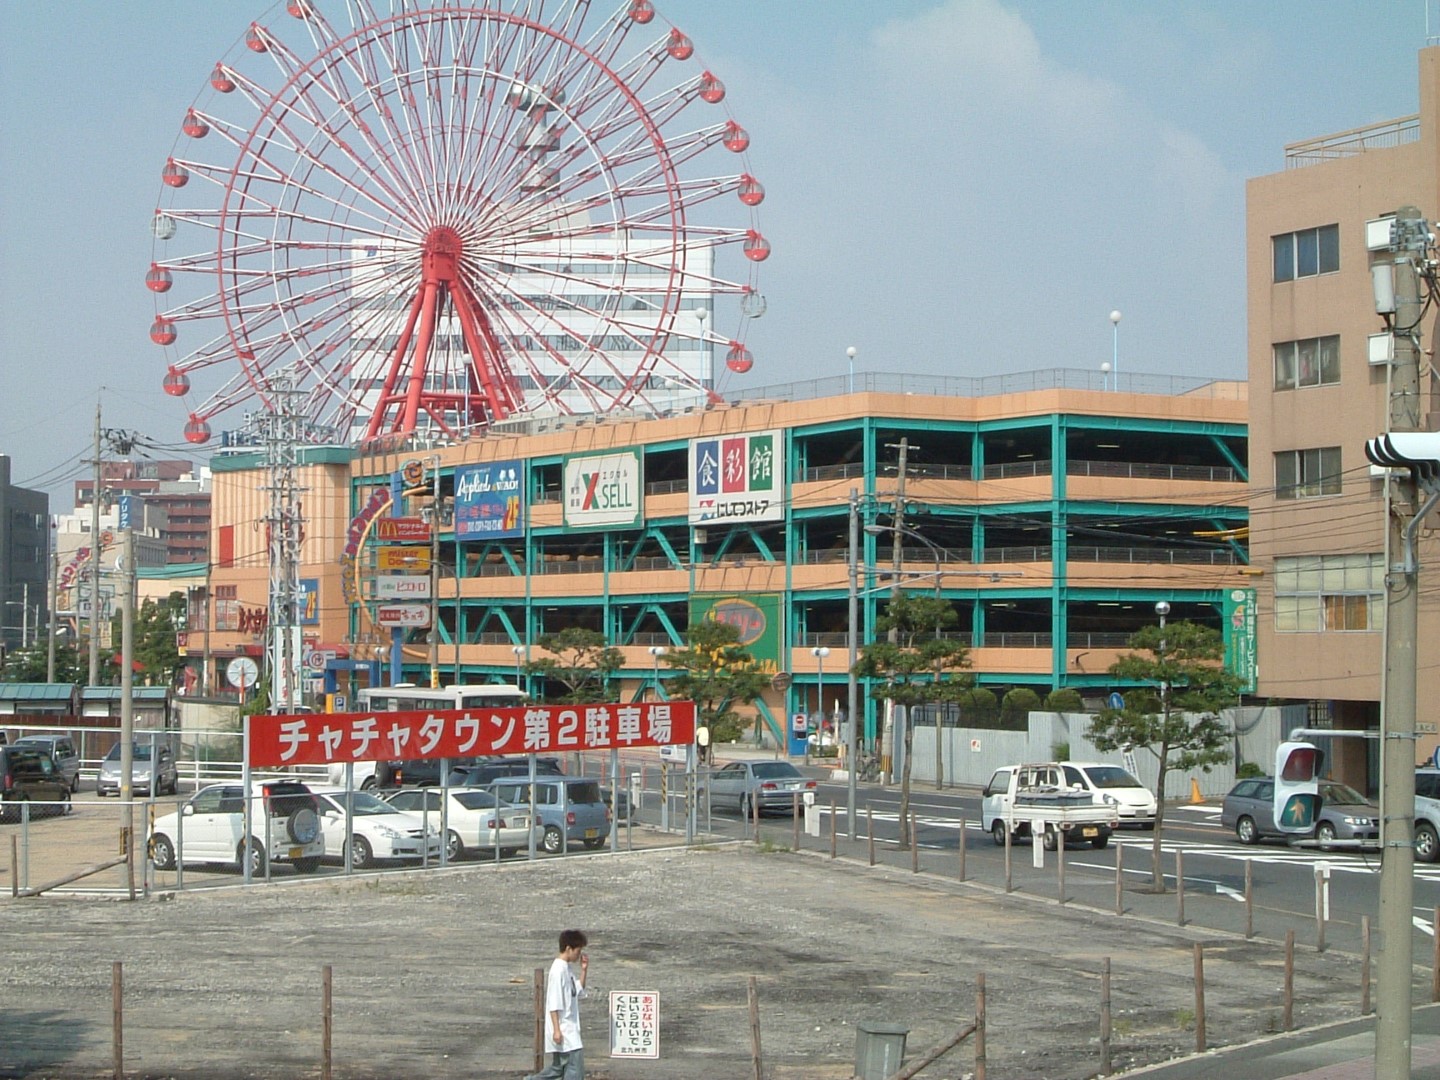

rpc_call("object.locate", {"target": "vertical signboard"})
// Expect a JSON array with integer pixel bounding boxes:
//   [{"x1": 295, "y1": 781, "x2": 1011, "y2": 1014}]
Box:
[
  {"x1": 298, "y1": 578, "x2": 319, "y2": 625},
  {"x1": 454, "y1": 460, "x2": 524, "y2": 540},
  {"x1": 609, "y1": 991, "x2": 659, "y2": 1059},
  {"x1": 564, "y1": 449, "x2": 643, "y2": 529},
  {"x1": 689, "y1": 593, "x2": 782, "y2": 676},
  {"x1": 1224, "y1": 587, "x2": 1257, "y2": 693},
  {"x1": 689, "y1": 429, "x2": 782, "y2": 524}
]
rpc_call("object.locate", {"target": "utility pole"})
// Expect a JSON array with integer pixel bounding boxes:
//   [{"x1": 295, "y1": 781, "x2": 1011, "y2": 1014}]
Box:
[
  {"x1": 88, "y1": 402, "x2": 102, "y2": 687},
  {"x1": 1375, "y1": 206, "x2": 1429, "y2": 1080},
  {"x1": 46, "y1": 540, "x2": 57, "y2": 683},
  {"x1": 882, "y1": 438, "x2": 908, "y2": 790},
  {"x1": 846, "y1": 489, "x2": 860, "y2": 840},
  {"x1": 119, "y1": 528, "x2": 135, "y2": 896},
  {"x1": 259, "y1": 372, "x2": 312, "y2": 711}
]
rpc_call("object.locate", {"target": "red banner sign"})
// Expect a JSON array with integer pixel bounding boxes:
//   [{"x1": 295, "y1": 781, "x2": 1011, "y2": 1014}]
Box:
[{"x1": 248, "y1": 701, "x2": 697, "y2": 767}]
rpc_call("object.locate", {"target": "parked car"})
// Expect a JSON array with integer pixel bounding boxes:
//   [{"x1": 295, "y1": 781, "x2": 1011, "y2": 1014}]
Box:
[
  {"x1": 11, "y1": 734, "x2": 81, "y2": 793},
  {"x1": 149, "y1": 780, "x2": 325, "y2": 875},
  {"x1": 310, "y1": 787, "x2": 441, "y2": 868},
  {"x1": 0, "y1": 745, "x2": 72, "y2": 821},
  {"x1": 486, "y1": 776, "x2": 610, "y2": 853},
  {"x1": 1060, "y1": 762, "x2": 1156, "y2": 829},
  {"x1": 701, "y1": 761, "x2": 817, "y2": 817},
  {"x1": 97, "y1": 741, "x2": 178, "y2": 797},
  {"x1": 448, "y1": 757, "x2": 564, "y2": 787},
  {"x1": 1413, "y1": 768, "x2": 1440, "y2": 862},
  {"x1": 384, "y1": 787, "x2": 536, "y2": 860},
  {"x1": 1221, "y1": 777, "x2": 1380, "y2": 850}
]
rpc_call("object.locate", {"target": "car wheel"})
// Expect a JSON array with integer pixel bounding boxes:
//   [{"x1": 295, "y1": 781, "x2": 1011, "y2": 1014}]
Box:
[
  {"x1": 286, "y1": 807, "x2": 321, "y2": 846},
  {"x1": 56, "y1": 790, "x2": 71, "y2": 817},
  {"x1": 499, "y1": 848, "x2": 518, "y2": 858},
  {"x1": 1416, "y1": 822, "x2": 1440, "y2": 863},
  {"x1": 349, "y1": 836, "x2": 374, "y2": 869},
  {"x1": 360, "y1": 776, "x2": 377, "y2": 792},
  {"x1": 239, "y1": 839, "x2": 266, "y2": 877},
  {"x1": 1316, "y1": 822, "x2": 1338, "y2": 852},
  {"x1": 541, "y1": 825, "x2": 564, "y2": 854},
  {"x1": 445, "y1": 830, "x2": 465, "y2": 862},
  {"x1": 151, "y1": 833, "x2": 177, "y2": 871},
  {"x1": 1091, "y1": 834, "x2": 1109, "y2": 850},
  {"x1": 1042, "y1": 826, "x2": 1058, "y2": 852},
  {"x1": 991, "y1": 821, "x2": 1008, "y2": 846},
  {"x1": 70, "y1": 773, "x2": 81, "y2": 793},
  {"x1": 1235, "y1": 816, "x2": 1260, "y2": 845},
  {"x1": 292, "y1": 856, "x2": 321, "y2": 875}
]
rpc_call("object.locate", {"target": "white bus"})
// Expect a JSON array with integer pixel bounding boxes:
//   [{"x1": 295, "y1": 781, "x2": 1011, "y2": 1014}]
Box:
[
  {"x1": 356, "y1": 683, "x2": 529, "y2": 713},
  {"x1": 335, "y1": 684, "x2": 530, "y2": 788}
]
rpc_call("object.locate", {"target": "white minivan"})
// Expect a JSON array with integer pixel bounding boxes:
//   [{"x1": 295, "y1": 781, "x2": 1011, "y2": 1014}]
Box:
[{"x1": 1061, "y1": 762, "x2": 1156, "y2": 828}]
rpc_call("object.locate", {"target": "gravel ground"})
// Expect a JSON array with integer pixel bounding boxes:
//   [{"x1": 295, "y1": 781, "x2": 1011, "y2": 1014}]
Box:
[{"x1": 0, "y1": 841, "x2": 1368, "y2": 1079}]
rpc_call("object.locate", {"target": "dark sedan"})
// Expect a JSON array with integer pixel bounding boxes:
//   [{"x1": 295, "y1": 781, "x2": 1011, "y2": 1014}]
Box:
[{"x1": 1221, "y1": 777, "x2": 1379, "y2": 850}]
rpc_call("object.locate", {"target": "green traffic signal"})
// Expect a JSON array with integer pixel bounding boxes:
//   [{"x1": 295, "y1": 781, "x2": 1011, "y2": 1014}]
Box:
[{"x1": 1280, "y1": 793, "x2": 1320, "y2": 830}]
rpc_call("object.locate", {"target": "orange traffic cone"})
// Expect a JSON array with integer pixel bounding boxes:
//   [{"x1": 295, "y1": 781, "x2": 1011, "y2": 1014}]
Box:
[{"x1": 1189, "y1": 778, "x2": 1204, "y2": 804}]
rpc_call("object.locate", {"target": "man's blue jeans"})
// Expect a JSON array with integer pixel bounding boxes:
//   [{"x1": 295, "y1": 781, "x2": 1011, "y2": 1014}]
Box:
[{"x1": 526, "y1": 1046, "x2": 584, "y2": 1080}]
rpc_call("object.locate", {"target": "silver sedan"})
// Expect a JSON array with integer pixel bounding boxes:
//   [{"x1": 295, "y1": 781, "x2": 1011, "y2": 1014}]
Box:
[
  {"x1": 703, "y1": 761, "x2": 816, "y2": 817},
  {"x1": 384, "y1": 787, "x2": 537, "y2": 860}
]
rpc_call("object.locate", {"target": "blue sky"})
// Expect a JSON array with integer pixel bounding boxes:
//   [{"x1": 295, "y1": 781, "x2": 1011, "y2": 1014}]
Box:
[{"x1": 1, "y1": 0, "x2": 1435, "y2": 507}]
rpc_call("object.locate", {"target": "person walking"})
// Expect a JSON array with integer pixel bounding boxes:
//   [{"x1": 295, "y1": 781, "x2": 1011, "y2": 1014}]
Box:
[{"x1": 526, "y1": 929, "x2": 589, "y2": 1080}]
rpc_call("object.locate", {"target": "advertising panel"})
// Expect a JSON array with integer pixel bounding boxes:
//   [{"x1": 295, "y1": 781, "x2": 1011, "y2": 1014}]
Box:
[
  {"x1": 1224, "y1": 587, "x2": 1257, "y2": 693},
  {"x1": 249, "y1": 701, "x2": 697, "y2": 765},
  {"x1": 564, "y1": 449, "x2": 643, "y2": 529},
  {"x1": 298, "y1": 578, "x2": 320, "y2": 625},
  {"x1": 689, "y1": 593, "x2": 782, "y2": 676},
  {"x1": 377, "y1": 604, "x2": 430, "y2": 627},
  {"x1": 689, "y1": 429, "x2": 782, "y2": 524},
  {"x1": 375, "y1": 517, "x2": 431, "y2": 542},
  {"x1": 455, "y1": 460, "x2": 525, "y2": 540},
  {"x1": 376, "y1": 576, "x2": 431, "y2": 600},
  {"x1": 377, "y1": 546, "x2": 430, "y2": 571}
]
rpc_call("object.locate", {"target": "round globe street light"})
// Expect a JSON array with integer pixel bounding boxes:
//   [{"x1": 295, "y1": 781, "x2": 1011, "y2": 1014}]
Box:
[
  {"x1": 810, "y1": 645, "x2": 831, "y2": 739},
  {"x1": 1109, "y1": 309, "x2": 1122, "y2": 385},
  {"x1": 846, "y1": 345, "x2": 858, "y2": 394},
  {"x1": 511, "y1": 644, "x2": 525, "y2": 691},
  {"x1": 648, "y1": 645, "x2": 667, "y2": 699}
]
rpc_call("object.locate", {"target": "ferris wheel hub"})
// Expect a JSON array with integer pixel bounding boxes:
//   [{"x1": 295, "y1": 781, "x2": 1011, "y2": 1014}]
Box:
[{"x1": 421, "y1": 226, "x2": 465, "y2": 283}]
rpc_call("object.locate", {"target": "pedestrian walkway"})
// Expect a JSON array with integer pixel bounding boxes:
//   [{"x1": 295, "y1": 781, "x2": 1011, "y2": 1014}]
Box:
[{"x1": 1113, "y1": 1004, "x2": 1440, "y2": 1079}]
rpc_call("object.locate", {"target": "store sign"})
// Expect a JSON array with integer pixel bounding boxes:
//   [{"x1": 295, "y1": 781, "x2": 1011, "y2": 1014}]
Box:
[
  {"x1": 690, "y1": 593, "x2": 781, "y2": 676},
  {"x1": 689, "y1": 429, "x2": 781, "y2": 524},
  {"x1": 455, "y1": 460, "x2": 525, "y2": 540},
  {"x1": 248, "y1": 701, "x2": 697, "y2": 766},
  {"x1": 376, "y1": 517, "x2": 431, "y2": 542},
  {"x1": 299, "y1": 578, "x2": 319, "y2": 625},
  {"x1": 377, "y1": 546, "x2": 430, "y2": 571},
  {"x1": 376, "y1": 576, "x2": 431, "y2": 600},
  {"x1": 564, "y1": 449, "x2": 642, "y2": 529},
  {"x1": 377, "y1": 604, "x2": 430, "y2": 627}
]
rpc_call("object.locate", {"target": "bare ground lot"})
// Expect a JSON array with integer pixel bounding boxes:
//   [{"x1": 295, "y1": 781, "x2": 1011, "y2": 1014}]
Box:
[{"x1": 0, "y1": 841, "x2": 1369, "y2": 1079}]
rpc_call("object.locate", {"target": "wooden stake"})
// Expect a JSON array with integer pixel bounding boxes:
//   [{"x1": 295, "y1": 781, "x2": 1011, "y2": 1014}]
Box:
[
  {"x1": 112, "y1": 961, "x2": 123, "y2": 1080},
  {"x1": 1003, "y1": 824, "x2": 1012, "y2": 893},
  {"x1": 958, "y1": 816, "x2": 966, "y2": 882},
  {"x1": 322, "y1": 964, "x2": 332, "y2": 1080},
  {"x1": 829, "y1": 798, "x2": 836, "y2": 859},
  {"x1": 911, "y1": 812, "x2": 919, "y2": 873},
  {"x1": 1193, "y1": 943, "x2": 1206, "y2": 1053},
  {"x1": 533, "y1": 967, "x2": 545, "y2": 1071},
  {"x1": 1057, "y1": 831, "x2": 1066, "y2": 904},
  {"x1": 1100, "y1": 957, "x2": 1112, "y2": 1076},
  {"x1": 1362, "y1": 914, "x2": 1372, "y2": 1015},
  {"x1": 1245, "y1": 861, "x2": 1253, "y2": 939},
  {"x1": 1433, "y1": 905, "x2": 1440, "y2": 1003},
  {"x1": 1176, "y1": 850, "x2": 1185, "y2": 926},
  {"x1": 9, "y1": 835, "x2": 16, "y2": 899},
  {"x1": 792, "y1": 792, "x2": 800, "y2": 850},
  {"x1": 748, "y1": 975, "x2": 763, "y2": 1080},
  {"x1": 1283, "y1": 930, "x2": 1295, "y2": 1031},
  {"x1": 975, "y1": 972, "x2": 987, "y2": 1080},
  {"x1": 868, "y1": 805, "x2": 875, "y2": 867},
  {"x1": 1114, "y1": 843, "x2": 1123, "y2": 916}
]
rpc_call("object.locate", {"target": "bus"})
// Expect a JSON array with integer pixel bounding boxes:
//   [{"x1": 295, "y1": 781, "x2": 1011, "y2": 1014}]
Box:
[
  {"x1": 336, "y1": 684, "x2": 530, "y2": 788},
  {"x1": 356, "y1": 683, "x2": 529, "y2": 713}
]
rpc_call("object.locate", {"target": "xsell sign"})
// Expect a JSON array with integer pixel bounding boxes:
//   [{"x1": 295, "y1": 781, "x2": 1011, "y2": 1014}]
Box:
[{"x1": 564, "y1": 450, "x2": 643, "y2": 529}]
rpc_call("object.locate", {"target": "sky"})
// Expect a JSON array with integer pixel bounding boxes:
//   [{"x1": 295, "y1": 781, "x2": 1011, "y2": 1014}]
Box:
[{"x1": 1, "y1": 0, "x2": 1436, "y2": 510}]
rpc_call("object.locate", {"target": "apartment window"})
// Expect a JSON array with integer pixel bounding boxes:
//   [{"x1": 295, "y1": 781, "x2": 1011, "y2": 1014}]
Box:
[
  {"x1": 1275, "y1": 447, "x2": 1341, "y2": 499},
  {"x1": 1274, "y1": 335, "x2": 1340, "y2": 389},
  {"x1": 1273, "y1": 224, "x2": 1339, "y2": 282},
  {"x1": 1274, "y1": 554, "x2": 1383, "y2": 632}
]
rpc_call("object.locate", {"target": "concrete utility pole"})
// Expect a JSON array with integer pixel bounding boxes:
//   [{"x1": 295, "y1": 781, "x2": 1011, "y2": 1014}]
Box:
[
  {"x1": 45, "y1": 541, "x2": 57, "y2": 683},
  {"x1": 846, "y1": 489, "x2": 860, "y2": 841},
  {"x1": 1376, "y1": 206, "x2": 1429, "y2": 1080},
  {"x1": 883, "y1": 438, "x2": 908, "y2": 812},
  {"x1": 88, "y1": 402, "x2": 102, "y2": 687},
  {"x1": 119, "y1": 528, "x2": 135, "y2": 892},
  {"x1": 259, "y1": 373, "x2": 310, "y2": 711}
]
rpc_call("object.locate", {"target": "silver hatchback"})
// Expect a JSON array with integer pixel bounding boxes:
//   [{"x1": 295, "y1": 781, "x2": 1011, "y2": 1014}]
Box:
[{"x1": 97, "y1": 742, "x2": 179, "y2": 797}]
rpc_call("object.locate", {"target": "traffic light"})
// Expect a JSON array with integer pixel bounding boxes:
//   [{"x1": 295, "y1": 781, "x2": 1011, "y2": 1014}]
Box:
[{"x1": 1273, "y1": 741, "x2": 1324, "y2": 834}]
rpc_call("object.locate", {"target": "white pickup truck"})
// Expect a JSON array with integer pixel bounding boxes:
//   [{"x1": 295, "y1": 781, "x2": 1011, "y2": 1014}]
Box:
[{"x1": 981, "y1": 763, "x2": 1119, "y2": 850}]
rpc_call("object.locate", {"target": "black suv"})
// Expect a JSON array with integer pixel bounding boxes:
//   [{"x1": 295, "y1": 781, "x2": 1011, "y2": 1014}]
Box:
[
  {"x1": 0, "y1": 746, "x2": 72, "y2": 821},
  {"x1": 448, "y1": 757, "x2": 564, "y2": 788}
]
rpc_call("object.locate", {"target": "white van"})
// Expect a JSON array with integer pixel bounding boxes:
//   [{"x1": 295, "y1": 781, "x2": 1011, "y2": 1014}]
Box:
[{"x1": 1061, "y1": 762, "x2": 1156, "y2": 828}]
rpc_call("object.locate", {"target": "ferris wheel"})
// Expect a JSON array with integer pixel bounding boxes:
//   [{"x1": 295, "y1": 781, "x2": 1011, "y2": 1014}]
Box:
[{"x1": 147, "y1": 0, "x2": 768, "y2": 445}]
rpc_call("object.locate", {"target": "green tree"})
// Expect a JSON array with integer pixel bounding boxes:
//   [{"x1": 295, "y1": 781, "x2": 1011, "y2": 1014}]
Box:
[
  {"x1": 662, "y1": 620, "x2": 769, "y2": 758},
  {"x1": 854, "y1": 594, "x2": 973, "y2": 848},
  {"x1": 2, "y1": 638, "x2": 84, "y2": 684},
  {"x1": 525, "y1": 628, "x2": 625, "y2": 704},
  {"x1": 103, "y1": 591, "x2": 186, "y2": 687},
  {"x1": 1087, "y1": 621, "x2": 1240, "y2": 890}
]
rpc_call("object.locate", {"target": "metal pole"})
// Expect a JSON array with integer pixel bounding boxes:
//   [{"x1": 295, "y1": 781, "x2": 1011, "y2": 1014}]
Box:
[
  {"x1": 45, "y1": 539, "x2": 57, "y2": 683},
  {"x1": 846, "y1": 490, "x2": 860, "y2": 840},
  {"x1": 1377, "y1": 206, "x2": 1426, "y2": 1080},
  {"x1": 88, "y1": 401, "x2": 101, "y2": 687},
  {"x1": 429, "y1": 459, "x2": 440, "y2": 689},
  {"x1": 120, "y1": 530, "x2": 135, "y2": 890}
]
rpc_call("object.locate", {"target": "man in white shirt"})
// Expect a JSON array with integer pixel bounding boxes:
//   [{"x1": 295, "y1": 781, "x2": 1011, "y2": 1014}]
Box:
[{"x1": 526, "y1": 929, "x2": 589, "y2": 1080}]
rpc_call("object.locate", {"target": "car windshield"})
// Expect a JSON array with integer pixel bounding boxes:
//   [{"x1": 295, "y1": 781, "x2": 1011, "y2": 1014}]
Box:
[
  {"x1": 1320, "y1": 781, "x2": 1369, "y2": 806},
  {"x1": 104, "y1": 744, "x2": 157, "y2": 761},
  {"x1": 454, "y1": 791, "x2": 502, "y2": 810},
  {"x1": 751, "y1": 763, "x2": 802, "y2": 780},
  {"x1": 323, "y1": 791, "x2": 398, "y2": 816},
  {"x1": 1082, "y1": 766, "x2": 1144, "y2": 789}
]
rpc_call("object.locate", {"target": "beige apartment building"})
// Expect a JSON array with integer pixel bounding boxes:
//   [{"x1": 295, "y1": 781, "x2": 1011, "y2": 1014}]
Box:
[{"x1": 1247, "y1": 46, "x2": 1440, "y2": 780}]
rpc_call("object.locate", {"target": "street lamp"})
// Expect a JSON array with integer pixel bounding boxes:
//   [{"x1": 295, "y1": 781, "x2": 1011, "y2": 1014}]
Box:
[
  {"x1": 511, "y1": 644, "x2": 525, "y2": 691},
  {"x1": 846, "y1": 345, "x2": 857, "y2": 394},
  {"x1": 647, "y1": 645, "x2": 667, "y2": 700},
  {"x1": 865, "y1": 522, "x2": 944, "y2": 595},
  {"x1": 810, "y1": 646, "x2": 830, "y2": 752},
  {"x1": 1155, "y1": 600, "x2": 1170, "y2": 711},
  {"x1": 1109, "y1": 310, "x2": 1122, "y2": 384}
]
